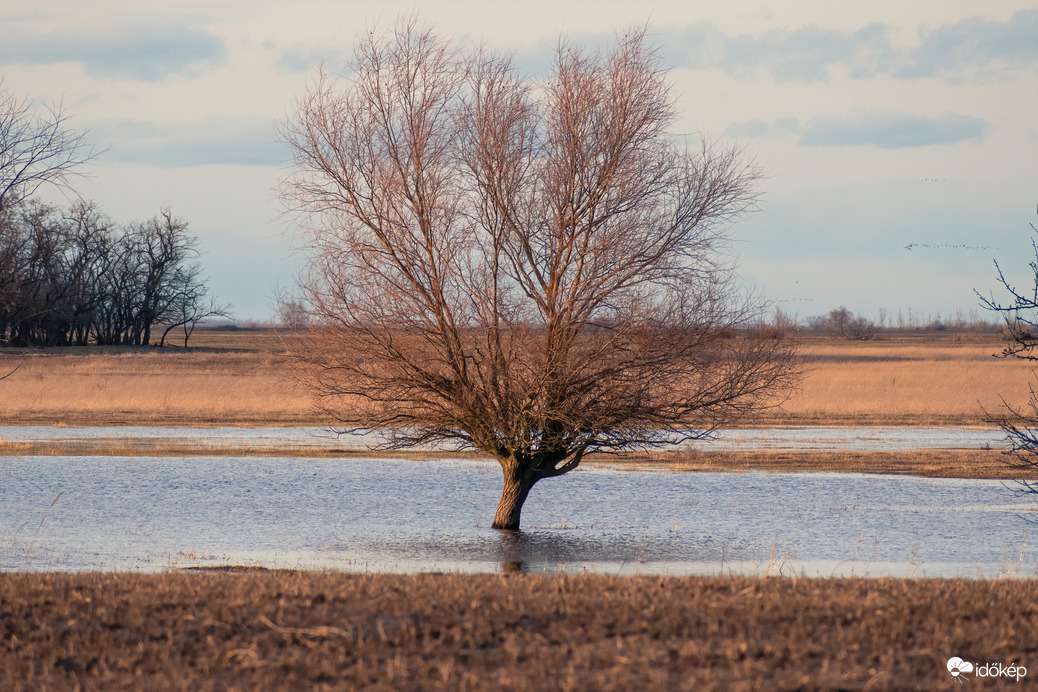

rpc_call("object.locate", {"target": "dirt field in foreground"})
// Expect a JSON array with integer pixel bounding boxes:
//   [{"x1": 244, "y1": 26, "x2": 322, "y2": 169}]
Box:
[{"x1": 2, "y1": 571, "x2": 1036, "y2": 691}]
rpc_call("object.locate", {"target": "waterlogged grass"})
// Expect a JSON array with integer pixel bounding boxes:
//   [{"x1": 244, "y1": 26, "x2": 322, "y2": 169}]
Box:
[
  {"x1": 0, "y1": 441, "x2": 1018, "y2": 479},
  {"x1": 600, "y1": 448, "x2": 1020, "y2": 479},
  {"x1": 1, "y1": 571, "x2": 1036, "y2": 690}
]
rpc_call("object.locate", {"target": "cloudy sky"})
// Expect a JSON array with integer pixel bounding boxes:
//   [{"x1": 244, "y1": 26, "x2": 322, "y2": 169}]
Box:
[{"x1": 2, "y1": 0, "x2": 1035, "y2": 324}]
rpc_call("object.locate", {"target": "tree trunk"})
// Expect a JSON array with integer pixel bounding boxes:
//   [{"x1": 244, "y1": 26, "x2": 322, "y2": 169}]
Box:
[{"x1": 492, "y1": 461, "x2": 537, "y2": 531}]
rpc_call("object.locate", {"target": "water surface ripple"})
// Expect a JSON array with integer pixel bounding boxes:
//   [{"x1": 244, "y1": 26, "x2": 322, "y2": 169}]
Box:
[{"x1": 2, "y1": 455, "x2": 1034, "y2": 577}]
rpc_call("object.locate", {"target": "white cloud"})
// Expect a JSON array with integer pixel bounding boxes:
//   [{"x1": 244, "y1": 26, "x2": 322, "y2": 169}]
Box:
[
  {"x1": 728, "y1": 112, "x2": 987, "y2": 148},
  {"x1": 799, "y1": 112, "x2": 987, "y2": 148},
  {"x1": 899, "y1": 9, "x2": 1038, "y2": 80},
  {"x1": 662, "y1": 9, "x2": 1038, "y2": 84},
  {"x1": 90, "y1": 119, "x2": 290, "y2": 167},
  {"x1": 0, "y1": 23, "x2": 226, "y2": 81}
]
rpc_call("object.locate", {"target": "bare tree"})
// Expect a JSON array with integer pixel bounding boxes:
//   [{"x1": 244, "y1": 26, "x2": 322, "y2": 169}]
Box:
[
  {"x1": 0, "y1": 201, "x2": 225, "y2": 348},
  {"x1": 280, "y1": 19, "x2": 798, "y2": 530},
  {"x1": 817, "y1": 306, "x2": 877, "y2": 340},
  {"x1": 274, "y1": 292, "x2": 310, "y2": 332},
  {"x1": 125, "y1": 208, "x2": 207, "y2": 346},
  {"x1": 825, "y1": 307, "x2": 852, "y2": 336},
  {"x1": 0, "y1": 79, "x2": 99, "y2": 214},
  {"x1": 978, "y1": 206, "x2": 1038, "y2": 498}
]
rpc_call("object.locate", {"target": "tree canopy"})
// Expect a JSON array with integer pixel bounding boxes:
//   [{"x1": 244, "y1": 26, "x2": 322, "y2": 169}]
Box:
[
  {"x1": 281, "y1": 18, "x2": 798, "y2": 529},
  {"x1": 0, "y1": 79, "x2": 99, "y2": 214}
]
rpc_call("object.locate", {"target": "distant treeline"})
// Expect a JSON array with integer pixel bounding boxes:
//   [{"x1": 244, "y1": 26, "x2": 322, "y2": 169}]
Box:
[{"x1": 0, "y1": 200, "x2": 227, "y2": 347}]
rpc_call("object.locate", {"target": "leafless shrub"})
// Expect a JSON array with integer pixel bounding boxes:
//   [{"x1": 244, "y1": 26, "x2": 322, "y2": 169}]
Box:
[
  {"x1": 274, "y1": 293, "x2": 310, "y2": 332},
  {"x1": 815, "y1": 306, "x2": 877, "y2": 340},
  {"x1": 979, "y1": 206, "x2": 1038, "y2": 499},
  {"x1": 844, "y1": 316, "x2": 878, "y2": 341}
]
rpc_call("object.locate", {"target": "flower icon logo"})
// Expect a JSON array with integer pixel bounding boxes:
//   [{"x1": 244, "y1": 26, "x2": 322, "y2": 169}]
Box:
[{"x1": 947, "y1": 657, "x2": 974, "y2": 680}]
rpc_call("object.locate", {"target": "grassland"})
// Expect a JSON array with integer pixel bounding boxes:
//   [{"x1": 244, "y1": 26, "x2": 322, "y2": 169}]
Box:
[
  {"x1": 781, "y1": 333, "x2": 1035, "y2": 427},
  {"x1": 0, "y1": 328, "x2": 313, "y2": 427},
  {"x1": 2, "y1": 571, "x2": 1036, "y2": 691},
  {"x1": 0, "y1": 327, "x2": 1032, "y2": 428}
]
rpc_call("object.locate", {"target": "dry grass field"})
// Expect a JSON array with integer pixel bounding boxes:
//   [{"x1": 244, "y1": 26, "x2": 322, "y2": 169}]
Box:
[
  {"x1": 603, "y1": 447, "x2": 1021, "y2": 479},
  {"x1": 0, "y1": 327, "x2": 1033, "y2": 428},
  {"x1": 0, "y1": 328, "x2": 315, "y2": 427},
  {"x1": 2, "y1": 571, "x2": 1036, "y2": 691},
  {"x1": 777, "y1": 333, "x2": 1037, "y2": 426}
]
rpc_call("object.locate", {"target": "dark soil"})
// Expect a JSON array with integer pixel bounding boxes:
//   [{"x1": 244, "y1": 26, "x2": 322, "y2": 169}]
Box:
[{"x1": 2, "y1": 571, "x2": 1036, "y2": 690}]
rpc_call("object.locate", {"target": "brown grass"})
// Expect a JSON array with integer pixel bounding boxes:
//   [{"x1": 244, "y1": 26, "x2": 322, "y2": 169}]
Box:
[
  {"x1": 0, "y1": 438, "x2": 485, "y2": 460},
  {"x1": 0, "y1": 341, "x2": 318, "y2": 427},
  {"x1": 764, "y1": 335, "x2": 1036, "y2": 426},
  {"x1": 0, "y1": 328, "x2": 1033, "y2": 480},
  {"x1": 2, "y1": 571, "x2": 1036, "y2": 691},
  {"x1": 0, "y1": 439, "x2": 1019, "y2": 479},
  {"x1": 1, "y1": 328, "x2": 1031, "y2": 428},
  {"x1": 598, "y1": 448, "x2": 1020, "y2": 479}
]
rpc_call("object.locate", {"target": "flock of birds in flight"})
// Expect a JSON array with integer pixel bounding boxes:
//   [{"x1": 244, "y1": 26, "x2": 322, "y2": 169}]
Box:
[
  {"x1": 903, "y1": 242, "x2": 997, "y2": 251},
  {"x1": 903, "y1": 178, "x2": 998, "y2": 251}
]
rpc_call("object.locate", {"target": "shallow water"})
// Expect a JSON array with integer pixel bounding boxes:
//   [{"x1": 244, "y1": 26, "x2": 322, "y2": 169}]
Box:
[
  {"x1": 0, "y1": 425, "x2": 1005, "y2": 452},
  {"x1": 2, "y1": 455, "x2": 1035, "y2": 577}
]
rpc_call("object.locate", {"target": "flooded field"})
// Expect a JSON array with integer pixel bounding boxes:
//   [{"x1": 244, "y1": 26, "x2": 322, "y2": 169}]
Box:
[
  {"x1": 2, "y1": 454, "x2": 1035, "y2": 577},
  {"x1": 0, "y1": 425, "x2": 1006, "y2": 453}
]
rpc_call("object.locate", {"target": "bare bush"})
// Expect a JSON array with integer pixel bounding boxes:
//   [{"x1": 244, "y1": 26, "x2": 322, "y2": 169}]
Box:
[
  {"x1": 280, "y1": 18, "x2": 798, "y2": 529},
  {"x1": 275, "y1": 294, "x2": 310, "y2": 332},
  {"x1": 844, "y1": 316, "x2": 879, "y2": 341},
  {"x1": 815, "y1": 306, "x2": 877, "y2": 340},
  {"x1": 978, "y1": 206, "x2": 1038, "y2": 498}
]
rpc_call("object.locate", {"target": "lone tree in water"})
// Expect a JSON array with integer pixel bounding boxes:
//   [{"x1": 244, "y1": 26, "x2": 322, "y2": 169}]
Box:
[{"x1": 280, "y1": 19, "x2": 798, "y2": 530}]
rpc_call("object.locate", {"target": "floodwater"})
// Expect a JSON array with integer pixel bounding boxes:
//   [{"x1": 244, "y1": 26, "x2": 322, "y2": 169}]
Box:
[
  {"x1": 2, "y1": 454, "x2": 1035, "y2": 577},
  {"x1": 0, "y1": 425, "x2": 1006, "y2": 453}
]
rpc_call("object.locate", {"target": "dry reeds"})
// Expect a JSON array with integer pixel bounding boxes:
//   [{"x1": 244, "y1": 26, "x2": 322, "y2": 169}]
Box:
[
  {"x1": 596, "y1": 448, "x2": 1017, "y2": 479},
  {"x1": 0, "y1": 348, "x2": 315, "y2": 426},
  {"x1": 0, "y1": 330, "x2": 1033, "y2": 429},
  {"x1": 766, "y1": 339, "x2": 1035, "y2": 426}
]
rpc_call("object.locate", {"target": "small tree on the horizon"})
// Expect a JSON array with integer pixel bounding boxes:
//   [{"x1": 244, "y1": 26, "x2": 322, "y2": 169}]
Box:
[
  {"x1": 813, "y1": 306, "x2": 877, "y2": 340},
  {"x1": 280, "y1": 19, "x2": 798, "y2": 530},
  {"x1": 275, "y1": 294, "x2": 310, "y2": 332}
]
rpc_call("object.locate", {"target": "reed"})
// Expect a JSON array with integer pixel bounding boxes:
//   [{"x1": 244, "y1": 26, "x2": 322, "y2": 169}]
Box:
[
  {"x1": 595, "y1": 448, "x2": 1018, "y2": 479},
  {"x1": 765, "y1": 338, "x2": 1035, "y2": 426},
  {"x1": 0, "y1": 329, "x2": 1033, "y2": 427}
]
